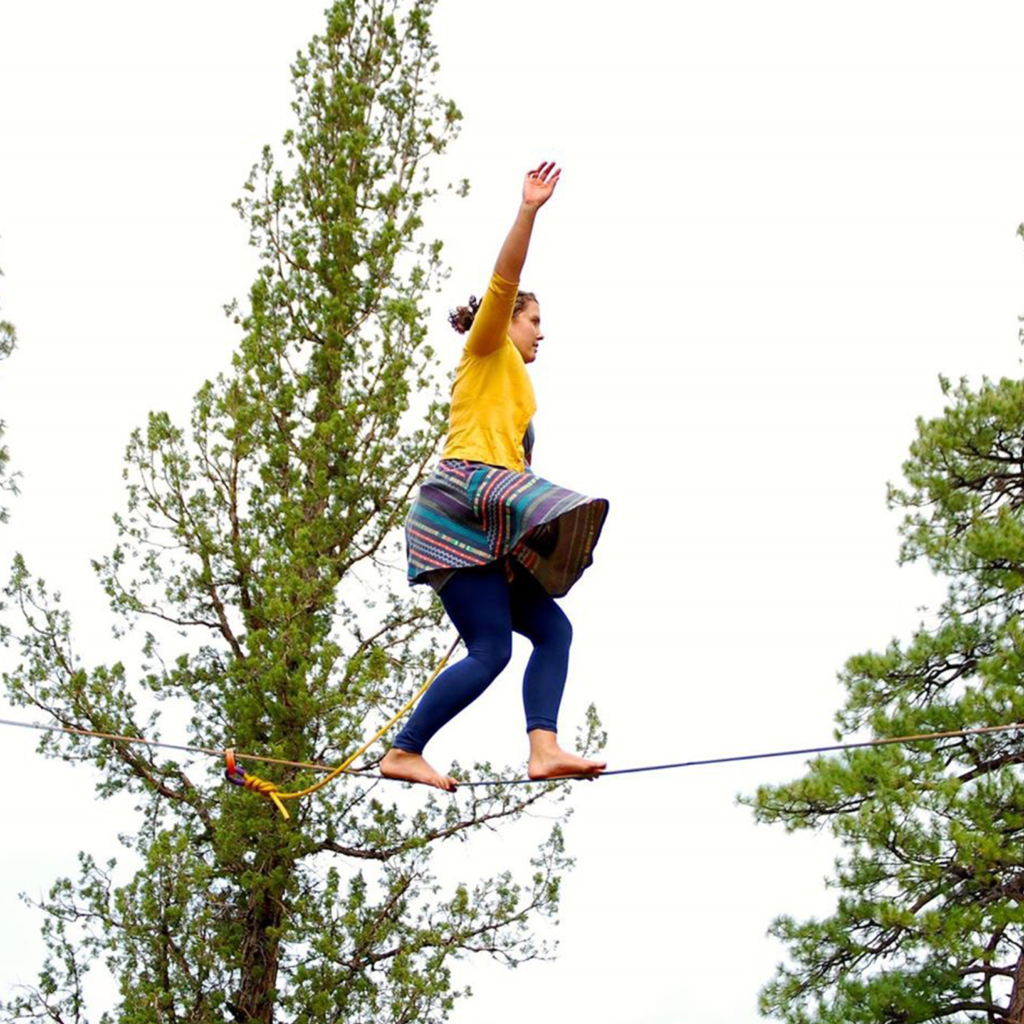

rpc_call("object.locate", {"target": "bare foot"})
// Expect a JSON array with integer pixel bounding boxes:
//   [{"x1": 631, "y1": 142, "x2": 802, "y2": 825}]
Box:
[
  {"x1": 380, "y1": 748, "x2": 458, "y2": 791},
  {"x1": 528, "y1": 733, "x2": 606, "y2": 780}
]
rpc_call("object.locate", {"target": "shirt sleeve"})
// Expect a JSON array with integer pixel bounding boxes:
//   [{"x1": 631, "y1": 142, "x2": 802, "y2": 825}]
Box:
[{"x1": 465, "y1": 271, "x2": 518, "y2": 357}]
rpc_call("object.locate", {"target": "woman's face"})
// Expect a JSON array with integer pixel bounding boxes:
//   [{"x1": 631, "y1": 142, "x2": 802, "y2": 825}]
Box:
[{"x1": 509, "y1": 300, "x2": 543, "y2": 364}]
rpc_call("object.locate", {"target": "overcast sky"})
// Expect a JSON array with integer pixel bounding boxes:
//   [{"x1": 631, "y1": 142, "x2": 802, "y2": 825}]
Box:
[{"x1": 2, "y1": 2, "x2": 1024, "y2": 1022}]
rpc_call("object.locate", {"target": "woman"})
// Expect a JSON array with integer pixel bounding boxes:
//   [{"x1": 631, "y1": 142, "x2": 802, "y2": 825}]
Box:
[{"x1": 381, "y1": 161, "x2": 609, "y2": 791}]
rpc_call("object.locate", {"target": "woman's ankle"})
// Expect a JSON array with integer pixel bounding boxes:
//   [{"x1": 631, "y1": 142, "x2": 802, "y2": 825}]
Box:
[{"x1": 527, "y1": 728, "x2": 559, "y2": 754}]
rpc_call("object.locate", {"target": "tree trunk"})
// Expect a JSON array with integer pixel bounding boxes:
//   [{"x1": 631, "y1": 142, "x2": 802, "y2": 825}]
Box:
[
  {"x1": 1005, "y1": 947, "x2": 1024, "y2": 1024},
  {"x1": 234, "y1": 881, "x2": 285, "y2": 1024}
]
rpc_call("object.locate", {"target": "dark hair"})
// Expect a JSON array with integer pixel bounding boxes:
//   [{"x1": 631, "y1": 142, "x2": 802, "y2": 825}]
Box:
[{"x1": 448, "y1": 290, "x2": 538, "y2": 334}]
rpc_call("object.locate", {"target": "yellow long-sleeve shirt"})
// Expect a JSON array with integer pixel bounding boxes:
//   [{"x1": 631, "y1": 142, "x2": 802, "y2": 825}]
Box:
[{"x1": 441, "y1": 271, "x2": 535, "y2": 472}]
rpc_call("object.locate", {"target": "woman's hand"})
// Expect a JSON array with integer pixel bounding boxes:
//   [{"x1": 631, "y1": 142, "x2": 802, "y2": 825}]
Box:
[{"x1": 522, "y1": 161, "x2": 560, "y2": 210}]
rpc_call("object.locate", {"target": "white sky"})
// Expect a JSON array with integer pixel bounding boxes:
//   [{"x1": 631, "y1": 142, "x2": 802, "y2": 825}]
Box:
[{"x1": 2, "y1": 2, "x2": 1024, "y2": 1022}]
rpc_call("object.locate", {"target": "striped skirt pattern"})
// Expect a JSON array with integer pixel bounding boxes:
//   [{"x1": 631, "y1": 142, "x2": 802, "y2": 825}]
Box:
[{"x1": 406, "y1": 460, "x2": 609, "y2": 597}]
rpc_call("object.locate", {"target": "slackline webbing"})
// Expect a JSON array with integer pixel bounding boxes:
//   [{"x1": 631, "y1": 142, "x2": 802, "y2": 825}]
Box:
[
  {"x1": 5, "y1": 636, "x2": 1024, "y2": 817},
  {"x1": 3, "y1": 713, "x2": 1023, "y2": 789}
]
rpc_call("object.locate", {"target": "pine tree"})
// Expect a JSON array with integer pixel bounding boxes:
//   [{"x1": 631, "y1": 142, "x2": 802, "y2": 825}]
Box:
[
  {"x1": 2, "y1": 4, "x2": 602, "y2": 1022},
  {"x1": 0, "y1": 253, "x2": 18, "y2": 520},
  {"x1": 749, "y1": 257, "x2": 1024, "y2": 1022}
]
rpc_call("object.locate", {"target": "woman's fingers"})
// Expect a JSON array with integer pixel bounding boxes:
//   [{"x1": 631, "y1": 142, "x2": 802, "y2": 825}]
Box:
[{"x1": 527, "y1": 161, "x2": 560, "y2": 184}]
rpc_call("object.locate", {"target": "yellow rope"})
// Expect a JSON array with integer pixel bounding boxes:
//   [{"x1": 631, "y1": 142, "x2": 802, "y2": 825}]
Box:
[{"x1": 234, "y1": 638, "x2": 460, "y2": 820}]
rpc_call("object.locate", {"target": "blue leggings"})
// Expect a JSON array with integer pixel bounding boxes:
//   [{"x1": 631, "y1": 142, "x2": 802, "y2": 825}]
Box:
[{"x1": 393, "y1": 560, "x2": 573, "y2": 754}]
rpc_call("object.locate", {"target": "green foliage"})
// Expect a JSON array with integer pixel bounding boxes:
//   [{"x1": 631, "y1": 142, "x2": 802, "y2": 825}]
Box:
[
  {"x1": 1, "y1": 4, "x2": 602, "y2": 1022},
  {"x1": 0, "y1": 252, "x2": 19, "y2": 521},
  {"x1": 746, "y1": 346, "x2": 1024, "y2": 1020}
]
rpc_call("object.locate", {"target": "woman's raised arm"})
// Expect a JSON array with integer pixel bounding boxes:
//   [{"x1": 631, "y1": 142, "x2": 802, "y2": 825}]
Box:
[
  {"x1": 463, "y1": 162, "x2": 560, "y2": 357},
  {"x1": 494, "y1": 161, "x2": 560, "y2": 283}
]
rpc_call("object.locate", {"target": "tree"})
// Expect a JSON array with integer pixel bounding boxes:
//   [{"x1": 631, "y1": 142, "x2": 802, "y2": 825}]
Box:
[
  {"x1": 0, "y1": 253, "x2": 19, "y2": 521},
  {"x1": 2, "y1": 3, "x2": 603, "y2": 1022},
  {"x1": 748, "y1": 303, "x2": 1024, "y2": 1021}
]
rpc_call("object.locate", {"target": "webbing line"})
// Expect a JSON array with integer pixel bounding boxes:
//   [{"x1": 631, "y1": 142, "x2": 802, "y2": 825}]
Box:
[
  {"x1": 467, "y1": 721, "x2": 1024, "y2": 784},
  {"x1": 3, "y1": 714, "x2": 1024, "y2": 787},
  {"x1": 0, "y1": 715, "x2": 337, "y2": 773}
]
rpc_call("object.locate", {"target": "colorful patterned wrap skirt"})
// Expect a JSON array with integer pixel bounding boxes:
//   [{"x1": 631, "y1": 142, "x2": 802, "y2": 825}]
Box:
[{"x1": 406, "y1": 459, "x2": 609, "y2": 597}]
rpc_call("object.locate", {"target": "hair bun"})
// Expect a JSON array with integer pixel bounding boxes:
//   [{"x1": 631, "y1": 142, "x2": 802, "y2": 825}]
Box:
[{"x1": 448, "y1": 295, "x2": 481, "y2": 334}]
